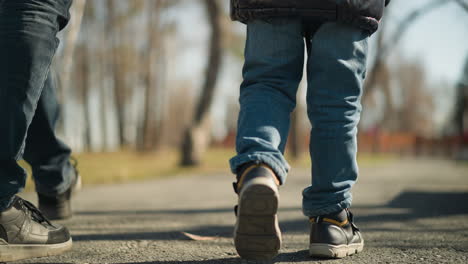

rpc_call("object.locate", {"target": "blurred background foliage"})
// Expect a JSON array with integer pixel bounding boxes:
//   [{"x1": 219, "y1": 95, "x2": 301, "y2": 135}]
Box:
[{"x1": 39, "y1": 0, "x2": 468, "y2": 185}]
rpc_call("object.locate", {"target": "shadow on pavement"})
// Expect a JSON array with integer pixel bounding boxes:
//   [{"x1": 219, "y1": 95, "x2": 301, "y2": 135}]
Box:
[
  {"x1": 388, "y1": 191, "x2": 468, "y2": 215},
  {"x1": 275, "y1": 250, "x2": 333, "y2": 263},
  {"x1": 103, "y1": 251, "x2": 325, "y2": 264},
  {"x1": 76, "y1": 207, "x2": 299, "y2": 216},
  {"x1": 37, "y1": 253, "x2": 329, "y2": 264},
  {"x1": 73, "y1": 224, "x2": 233, "y2": 241},
  {"x1": 357, "y1": 190, "x2": 468, "y2": 223},
  {"x1": 39, "y1": 260, "x2": 239, "y2": 264},
  {"x1": 112, "y1": 259, "x2": 238, "y2": 264},
  {"x1": 278, "y1": 190, "x2": 468, "y2": 234},
  {"x1": 73, "y1": 190, "x2": 468, "y2": 242}
]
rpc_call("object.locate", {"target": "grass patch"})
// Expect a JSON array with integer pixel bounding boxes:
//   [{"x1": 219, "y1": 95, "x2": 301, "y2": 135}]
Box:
[
  {"x1": 22, "y1": 148, "x2": 236, "y2": 191},
  {"x1": 22, "y1": 148, "x2": 395, "y2": 191}
]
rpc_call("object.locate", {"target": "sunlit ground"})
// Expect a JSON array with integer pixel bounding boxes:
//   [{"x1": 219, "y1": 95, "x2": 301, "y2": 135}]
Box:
[{"x1": 21, "y1": 148, "x2": 398, "y2": 192}]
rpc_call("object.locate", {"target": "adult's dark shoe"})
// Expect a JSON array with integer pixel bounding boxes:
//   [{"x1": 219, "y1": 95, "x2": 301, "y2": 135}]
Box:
[
  {"x1": 38, "y1": 158, "x2": 82, "y2": 220},
  {"x1": 0, "y1": 196, "x2": 72, "y2": 262},
  {"x1": 309, "y1": 209, "x2": 364, "y2": 258},
  {"x1": 233, "y1": 163, "x2": 281, "y2": 261}
]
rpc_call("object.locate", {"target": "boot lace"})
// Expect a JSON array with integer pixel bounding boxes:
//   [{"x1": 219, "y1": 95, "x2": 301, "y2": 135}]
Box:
[{"x1": 17, "y1": 197, "x2": 52, "y2": 226}]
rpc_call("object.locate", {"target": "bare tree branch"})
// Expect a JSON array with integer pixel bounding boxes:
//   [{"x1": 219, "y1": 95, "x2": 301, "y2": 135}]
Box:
[
  {"x1": 363, "y1": 0, "x2": 456, "y2": 101},
  {"x1": 455, "y1": 0, "x2": 468, "y2": 11},
  {"x1": 380, "y1": 0, "x2": 449, "y2": 60}
]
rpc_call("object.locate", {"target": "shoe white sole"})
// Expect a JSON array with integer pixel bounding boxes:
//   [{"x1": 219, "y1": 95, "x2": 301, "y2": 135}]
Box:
[
  {"x1": 0, "y1": 238, "x2": 72, "y2": 262},
  {"x1": 309, "y1": 241, "x2": 364, "y2": 258},
  {"x1": 234, "y1": 177, "x2": 281, "y2": 261}
]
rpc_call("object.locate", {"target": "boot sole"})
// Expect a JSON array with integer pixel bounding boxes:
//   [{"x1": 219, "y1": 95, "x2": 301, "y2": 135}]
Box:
[
  {"x1": 234, "y1": 177, "x2": 281, "y2": 261},
  {"x1": 309, "y1": 241, "x2": 364, "y2": 258},
  {"x1": 0, "y1": 238, "x2": 72, "y2": 262}
]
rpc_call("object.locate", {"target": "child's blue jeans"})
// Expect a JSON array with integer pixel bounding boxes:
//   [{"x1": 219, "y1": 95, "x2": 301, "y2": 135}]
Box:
[{"x1": 230, "y1": 19, "x2": 369, "y2": 217}]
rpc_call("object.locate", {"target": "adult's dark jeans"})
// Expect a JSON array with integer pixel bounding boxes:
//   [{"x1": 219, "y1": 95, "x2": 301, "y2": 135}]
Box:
[{"x1": 0, "y1": 0, "x2": 74, "y2": 210}]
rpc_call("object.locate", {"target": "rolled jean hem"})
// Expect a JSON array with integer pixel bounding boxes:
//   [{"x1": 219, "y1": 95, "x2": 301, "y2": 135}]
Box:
[
  {"x1": 229, "y1": 153, "x2": 288, "y2": 184},
  {"x1": 302, "y1": 198, "x2": 351, "y2": 217}
]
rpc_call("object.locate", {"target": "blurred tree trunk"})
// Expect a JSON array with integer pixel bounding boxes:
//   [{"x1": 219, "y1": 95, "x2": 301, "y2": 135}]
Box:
[
  {"x1": 454, "y1": 58, "x2": 468, "y2": 137},
  {"x1": 76, "y1": 44, "x2": 91, "y2": 150},
  {"x1": 180, "y1": 0, "x2": 222, "y2": 166},
  {"x1": 99, "y1": 26, "x2": 109, "y2": 150},
  {"x1": 107, "y1": 0, "x2": 126, "y2": 146},
  {"x1": 60, "y1": 0, "x2": 87, "y2": 96},
  {"x1": 363, "y1": 0, "x2": 452, "y2": 104},
  {"x1": 288, "y1": 110, "x2": 300, "y2": 159},
  {"x1": 137, "y1": 0, "x2": 163, "y2": 151},
  {"x1": 110, "y1": 0, "x2": 147, "y2": 148},
  {"x1": 59, "y1": 0, "x2": 86, "y2": 145},
  {"x1": 97, "y1": 0, "x2": 120, "y2": 151},
  {"x1": 79, "y1": 5, "x2": 93, "y2": 151}
]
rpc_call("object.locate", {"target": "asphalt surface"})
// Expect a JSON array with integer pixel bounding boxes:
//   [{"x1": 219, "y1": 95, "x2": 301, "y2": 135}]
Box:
[{"x1": 14, "y1": 158, "x2": 468, "y2": 264}]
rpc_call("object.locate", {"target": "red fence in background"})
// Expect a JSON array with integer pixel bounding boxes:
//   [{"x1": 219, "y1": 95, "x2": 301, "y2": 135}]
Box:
[
  {"x1": 358, "y1": 131, "x2": 468, "y2": 157},
  {"x1": 216, "y1": 130, "x2": 468, "y2": 157}
]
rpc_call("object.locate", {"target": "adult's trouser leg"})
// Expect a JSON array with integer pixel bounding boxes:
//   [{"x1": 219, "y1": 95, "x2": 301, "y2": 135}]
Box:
[
  {"x1": 0, "y1": 0, "x2": 72, "y2": 210},
  {"x1": 23, "y1": 72, "x2": 74, "y2": 197}
]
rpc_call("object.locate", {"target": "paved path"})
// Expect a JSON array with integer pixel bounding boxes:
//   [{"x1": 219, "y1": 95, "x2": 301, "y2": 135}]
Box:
[{"x1": 15, "y1": 158, "x2": 468, "y2": 264}]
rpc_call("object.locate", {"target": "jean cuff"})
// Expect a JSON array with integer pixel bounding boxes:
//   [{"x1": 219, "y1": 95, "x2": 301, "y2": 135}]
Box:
[
  {"x1": 302, "y1": 198, "x2": 352, "y2": 217},
  {"x1": 229, "y1": 153, "x2": 289, "y2": 184},
  {"x1": 35, "y1": 182, "x2": 71, "y2": 197},
  {"x1": 34, "y1": 164, "x2": 74, "y2": 197}
]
